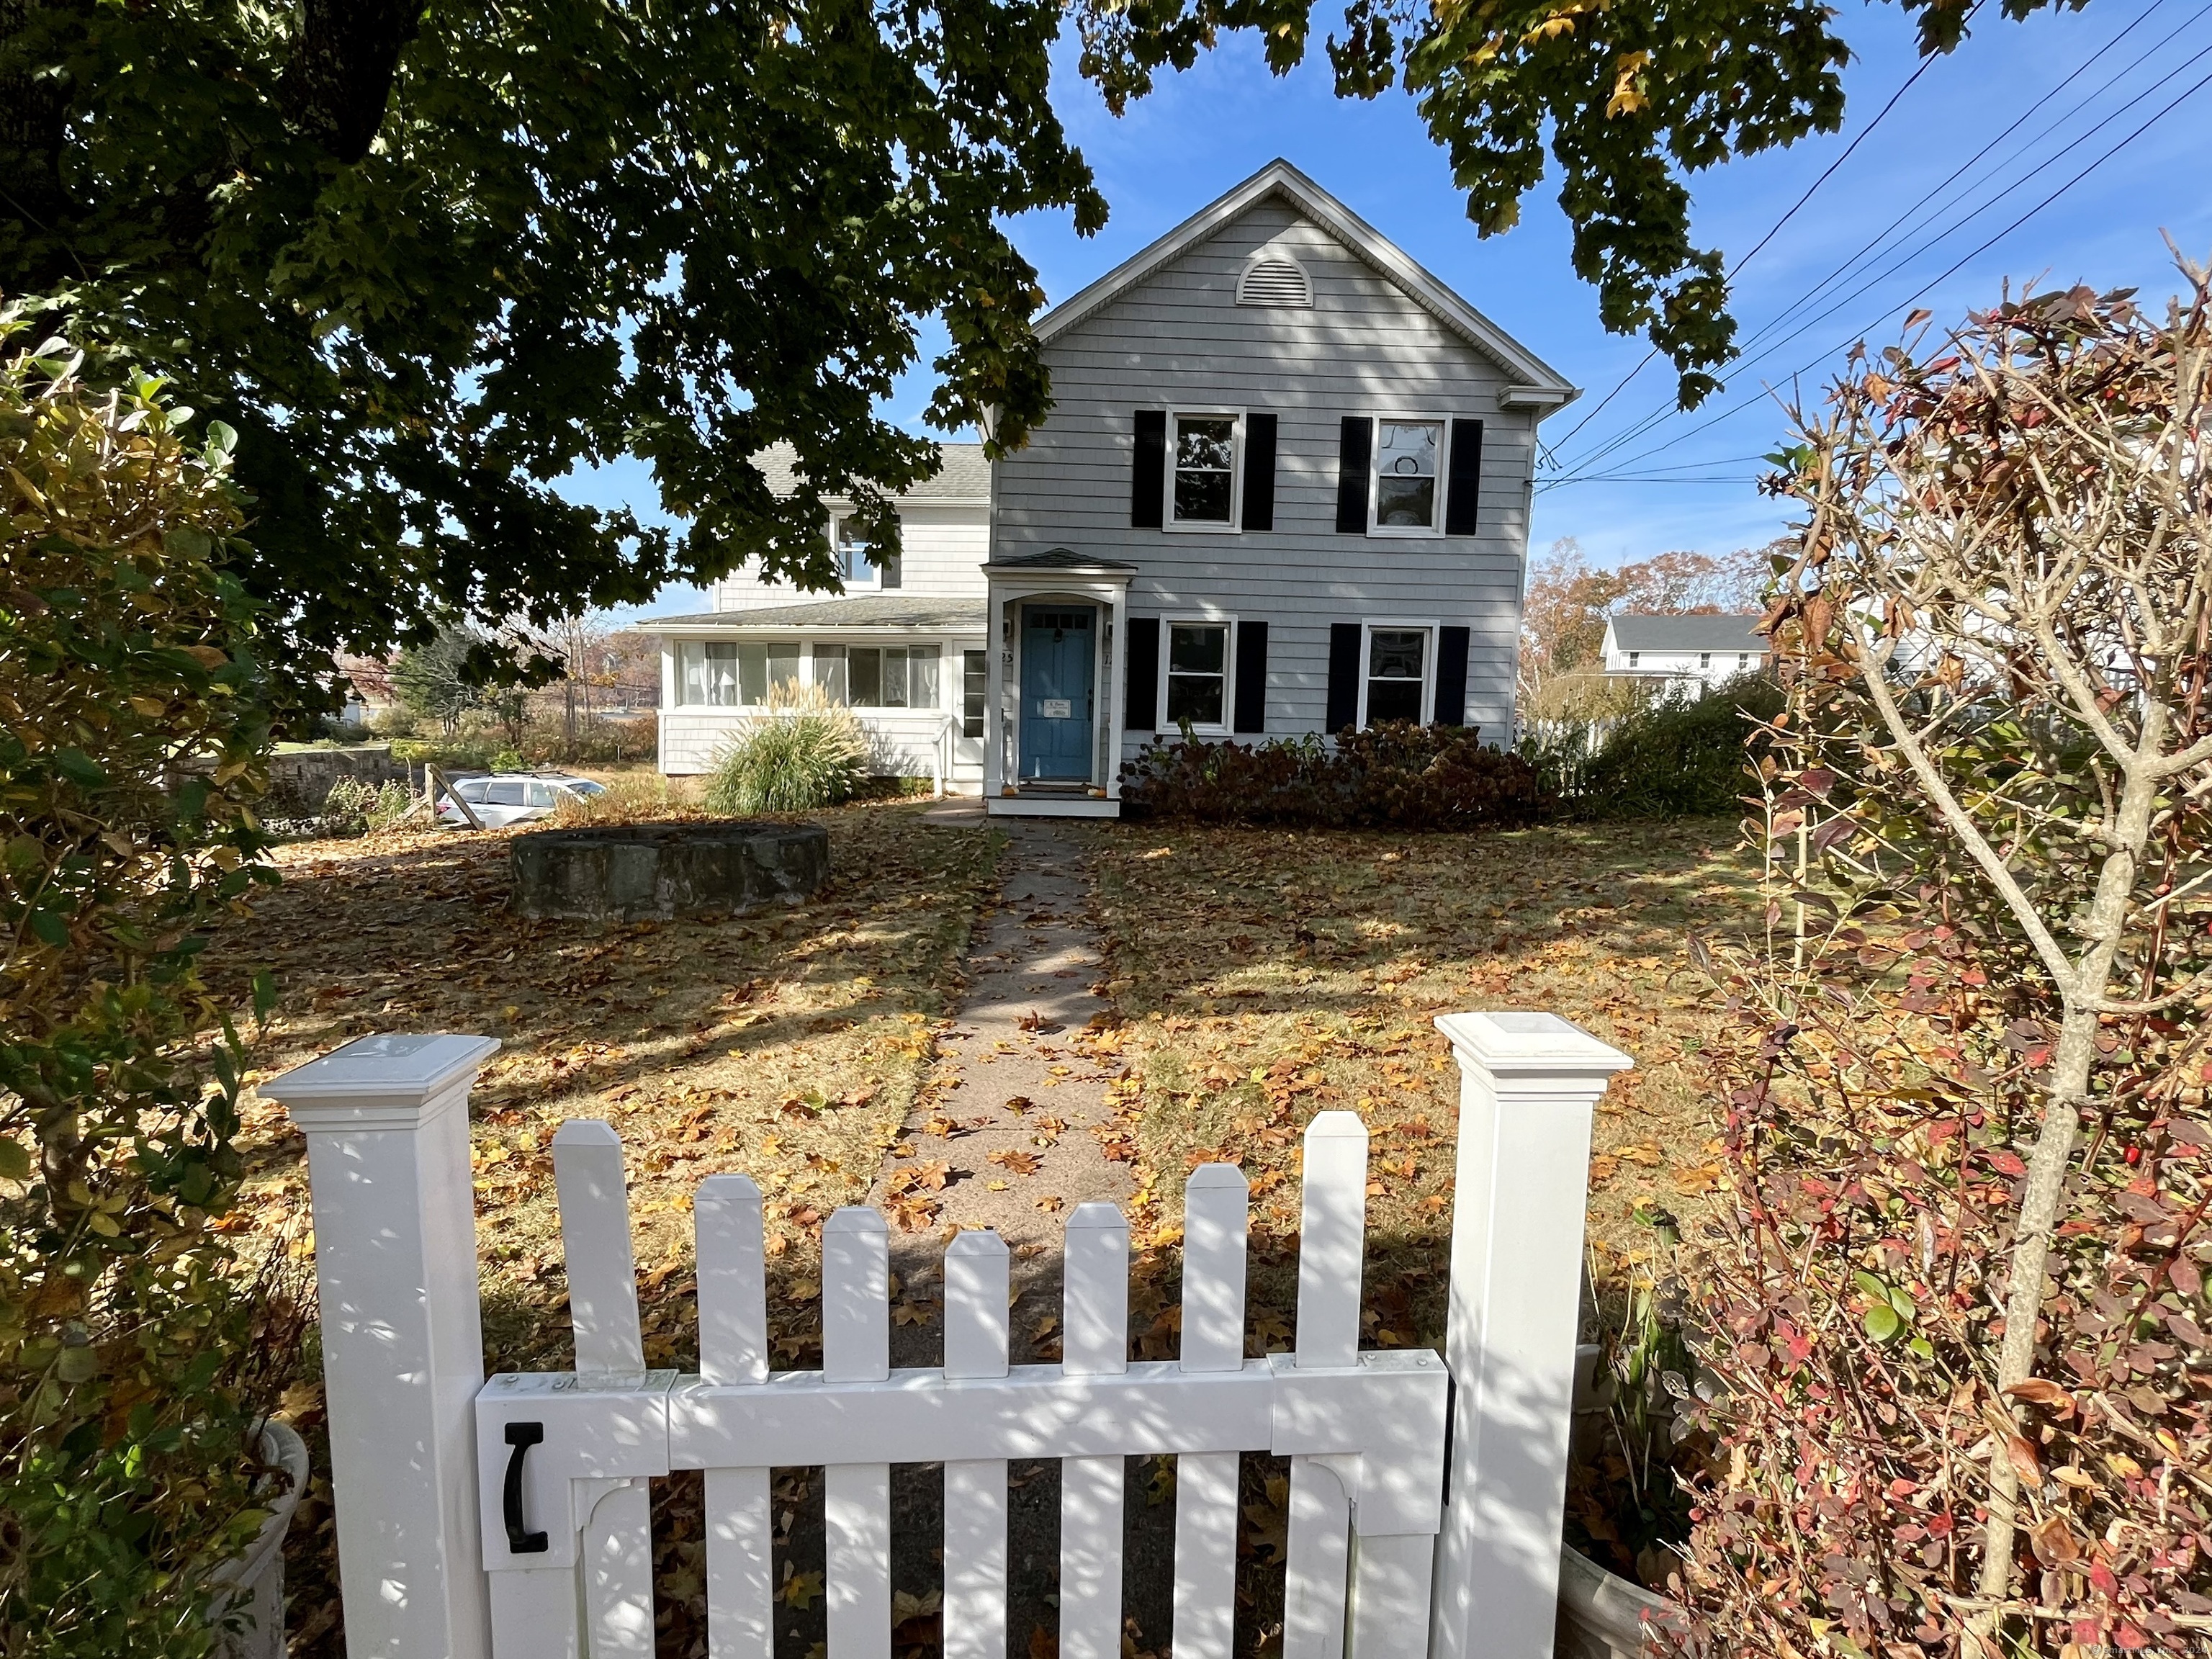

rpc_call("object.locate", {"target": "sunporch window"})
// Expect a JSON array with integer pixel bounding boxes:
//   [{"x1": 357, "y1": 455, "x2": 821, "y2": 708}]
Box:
[
  {"x1": 679, "y1": 640, "x2": 799, "y2": 706},
  {"x1": 814, "y1": 644, "x2": 940, "y2": 709}
]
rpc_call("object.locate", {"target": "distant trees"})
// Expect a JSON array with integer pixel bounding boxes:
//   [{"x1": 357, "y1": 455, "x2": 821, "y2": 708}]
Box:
[{"x1": 1518, "y1": 539, "x2": 1773, "y2": 719}]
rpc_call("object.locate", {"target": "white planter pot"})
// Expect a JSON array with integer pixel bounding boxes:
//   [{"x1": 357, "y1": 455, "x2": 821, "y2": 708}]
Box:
[
  {"x1": 1555, "y1": 1542, "x2": 1688, "y2": 1659},
  {"x1": 210, "y1": 1420, "x2": 309, "y2": 1659}
]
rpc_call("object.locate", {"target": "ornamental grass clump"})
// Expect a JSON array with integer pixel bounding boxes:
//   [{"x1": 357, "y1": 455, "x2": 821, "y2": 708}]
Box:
[
  {"x1": 1, "y1": 313, "x2": 289, "y2": 1655},
  {"x1": 703, "y1": 683, "x2": 868, "y2": 814}
]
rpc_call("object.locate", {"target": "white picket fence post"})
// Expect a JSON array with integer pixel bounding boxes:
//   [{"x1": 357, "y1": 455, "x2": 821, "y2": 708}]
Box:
[
  {"x1": 1425, "y1": 1013, "x2": 1632, "y2": 1659},
  {"x1": 263, "y1": 1033, "x2": 501, "y2": 1659}
]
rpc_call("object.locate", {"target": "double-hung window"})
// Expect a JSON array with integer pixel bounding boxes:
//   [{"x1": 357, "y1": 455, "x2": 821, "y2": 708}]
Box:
[
  {"x1": 1371, "y1": 420, "x2": 1444, "y2": 534},
  {"x1": 1169, "y1": 413, "x2": 1240, "y2": 529},
  {"x1": 1362, "y1": 625, "x2": 1432, "y2": 726},
  {"x1": 815, "y1": 644, "x2": 940, "y2": 709},
  {"x1": 1163, "y1": 621, "x2": 1231, "y2": 730},
  {"x1": 832, "y1": 513, "x2": 902, "y2": 590},
  {"x1": 679, "y1": 640, "x2": 799, "y2": 706}
]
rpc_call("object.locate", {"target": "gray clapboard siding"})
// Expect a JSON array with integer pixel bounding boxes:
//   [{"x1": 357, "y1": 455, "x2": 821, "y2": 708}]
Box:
[{"x1": 996, "y1": 196, "x2": 1540, "y2": 746}]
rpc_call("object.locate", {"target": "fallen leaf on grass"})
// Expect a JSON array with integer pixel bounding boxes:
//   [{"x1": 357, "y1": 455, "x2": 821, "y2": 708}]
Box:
[
  {"x1": 989, "y1": 1148, "x2": 1040, "y2": 1177},
  {"x1": 1035, "y1": 1195, "x2": 1064, "y2": 1213},
  {"x1": 780, "y1": 1565, "x2": 824, "y2": 1609}
]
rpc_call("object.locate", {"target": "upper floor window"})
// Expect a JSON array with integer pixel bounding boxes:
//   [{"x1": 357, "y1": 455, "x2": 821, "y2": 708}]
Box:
[
  {"x1": 833, "y1": 513, "x2": 902, "y2": 590},
  {"x1": 1372, "y1": 421, "x2": 1443, "y2": 534},
  {"x1": 1627, "y1": 651, "x2": 1641, "y2": 669},
  {"x1": 1170, "y1": 413, "x2": 1240, "y2": 529},
  {"x1": 1698, "y1": 652, "x2": 1712, "y2": 670}
]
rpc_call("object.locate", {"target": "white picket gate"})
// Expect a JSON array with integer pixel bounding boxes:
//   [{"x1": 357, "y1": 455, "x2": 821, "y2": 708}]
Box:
[{"x1": 266, "y1": 1010, "x2": 1631, "y2": 1659}]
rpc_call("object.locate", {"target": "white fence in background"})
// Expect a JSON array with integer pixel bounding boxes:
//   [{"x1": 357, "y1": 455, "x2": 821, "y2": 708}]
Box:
[{"x1": 266, "y1": 1010, "x2": 1631, "y2": 1659}]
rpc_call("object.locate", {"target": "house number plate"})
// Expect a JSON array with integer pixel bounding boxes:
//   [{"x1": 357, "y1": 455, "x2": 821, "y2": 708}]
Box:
[{"x1": 1040, "y1": 698, "x2": 1072, "y2": 719}]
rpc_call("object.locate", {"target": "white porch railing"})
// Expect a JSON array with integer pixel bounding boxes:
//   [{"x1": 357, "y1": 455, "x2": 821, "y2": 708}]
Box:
[{"x1": 265, "y1": 1010, "x2": 1630, "y2": 1659}]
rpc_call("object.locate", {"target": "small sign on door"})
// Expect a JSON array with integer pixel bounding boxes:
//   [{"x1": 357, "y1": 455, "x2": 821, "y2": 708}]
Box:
[{"x1": 1040, "y1": 698, "x2": 1072, "y2": 720}]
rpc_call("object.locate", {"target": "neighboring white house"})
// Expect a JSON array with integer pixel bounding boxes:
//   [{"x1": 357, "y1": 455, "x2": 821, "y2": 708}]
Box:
[
  {"x1": 644, "y1": 158, "x2": 1580, "y2": 814},
  {"x1": 1600, "y1": 613, "x2": 1768, "y2": 695}
]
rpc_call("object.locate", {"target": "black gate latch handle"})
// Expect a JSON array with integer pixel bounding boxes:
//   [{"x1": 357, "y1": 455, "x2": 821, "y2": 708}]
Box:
[{"x1": 502, "y1": 1421, "x2": 549, "y2": 1555}]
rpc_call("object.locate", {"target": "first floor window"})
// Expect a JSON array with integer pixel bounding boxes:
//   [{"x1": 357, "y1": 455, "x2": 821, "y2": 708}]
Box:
[
  {"x1": 963, "y1": 649, "x2": 987, "y2": 738},
  {"x1": 1365, "y1": 628, "x2": 1428, "y2": 724},
  {"x1": 1627, "y1": 651, "x2": 1641, "y2": 669},
  {"x1": 1171, "y1": 413, "x2": 1238, "y2": 526},
  {"x1": 1698, "y1": 652, "x2": 1712, "y2": 670},
  {"x1": 1165, "y1": 622, "x2": 1229, "y2": 727},
  {"x1": 679, "y1": 640, "x2": 799, "y2": 706},
  {"x1": 817, "y1": 644, "x2": 940, "y2": 709},
  {"x1": 833, "y1": 514, "x2": 902, "y2": 590},
  {"x1": 1373, "y1": 421, "x2": 1442, "y2": 531}
]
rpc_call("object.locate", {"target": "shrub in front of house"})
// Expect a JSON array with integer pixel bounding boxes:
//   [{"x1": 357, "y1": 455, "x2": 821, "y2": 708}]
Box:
[
  {"x1": 1532, "y1": 674, "x2": 1781, "y2": 820},
  {"x1": 703, "y1": 684, "x2": 869, "y2": 814},
  {"x1": 1120, "y1": 723, "x2": 1551, "y2": 830}
]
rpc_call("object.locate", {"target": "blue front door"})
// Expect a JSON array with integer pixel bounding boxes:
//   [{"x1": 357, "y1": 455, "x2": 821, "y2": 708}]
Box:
[{"x1": 1018, "y1": 606, "x2": 1096, "y2": 781}]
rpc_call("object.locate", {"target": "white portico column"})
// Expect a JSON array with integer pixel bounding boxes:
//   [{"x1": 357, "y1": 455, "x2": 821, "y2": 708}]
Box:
[
  {"x1": 264, "y1": 1033, "x2": 500, "y2": 1659},
  {"x1": 1426, "y1": 1012, "x2": 1632, "y2": 1659}
]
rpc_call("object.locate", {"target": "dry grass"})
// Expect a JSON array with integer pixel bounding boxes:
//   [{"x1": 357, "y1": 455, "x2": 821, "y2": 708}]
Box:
[{"x1": 1082, "y1": 815, "x2": 1758, "y2": 1342}]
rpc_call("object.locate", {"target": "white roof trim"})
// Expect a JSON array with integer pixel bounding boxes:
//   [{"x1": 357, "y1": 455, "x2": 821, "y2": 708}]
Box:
[{"x1": 1035, "y1": 158, "x2": 1579, "y2": 408}]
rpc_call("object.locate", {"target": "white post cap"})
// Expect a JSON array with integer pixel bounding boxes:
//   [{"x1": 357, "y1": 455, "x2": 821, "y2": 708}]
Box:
[
  {"x1": 264, "y1": 1032, "x2": 500, "y2": 1128},
  {"x1": 1431, "y1": 1011, "x2": 1632, "y2": 1079}
]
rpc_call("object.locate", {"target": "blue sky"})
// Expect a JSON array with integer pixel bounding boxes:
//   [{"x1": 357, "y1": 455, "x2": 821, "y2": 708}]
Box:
[{"x1": 587, "y1": 0, "x2": 2212, "y2": 621}]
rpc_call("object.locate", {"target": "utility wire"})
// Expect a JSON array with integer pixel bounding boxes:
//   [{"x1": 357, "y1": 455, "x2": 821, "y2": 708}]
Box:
[
  {"x1": 1552, "y1": 1, "x2": 2191, "y2": 480},
  {"x1": 1540, "y1": 19, "x2": 1963, "y2": 465},
  {"x1": 1547, "y1": 47, "x2": 2212, "y2": 490}
]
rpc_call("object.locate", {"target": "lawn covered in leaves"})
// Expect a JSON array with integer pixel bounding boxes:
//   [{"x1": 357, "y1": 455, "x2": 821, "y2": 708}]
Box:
[
  {"x1": 210, "y1": 803, "x2": 1000, "y2": 1656},
  {"x1": 1082, "y1": 817, "x2": 1759, "y2": 1346}
]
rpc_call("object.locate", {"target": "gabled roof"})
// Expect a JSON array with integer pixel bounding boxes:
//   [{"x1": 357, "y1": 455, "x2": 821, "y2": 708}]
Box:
[
  {"x1": 751, "y1": 441, "x2": 990, "y2": 505},
  {"x1": 1606, "y1": 613, "x2": 1768, "y2": 653},
  {"x1": 1035, "y1": 159, "x2": 1578, "y2": 410}
]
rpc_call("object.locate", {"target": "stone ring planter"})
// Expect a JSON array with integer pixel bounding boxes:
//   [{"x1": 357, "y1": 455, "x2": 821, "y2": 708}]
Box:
[
  {"x1": 212, "y1": 1419, "x2": 309, "y2": 1659},
  {"x1": 1556, "y1": 1542, "x2": 1689, "y2": 1659},
  {"x1": 511, "y1": 820, "x2": 830, "y2": 921}
]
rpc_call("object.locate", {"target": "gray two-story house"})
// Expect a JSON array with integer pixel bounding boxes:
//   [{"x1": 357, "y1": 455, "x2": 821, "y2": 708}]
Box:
[{"x1": 647, "y1": 159, "x2": 1578, "y2": 817}]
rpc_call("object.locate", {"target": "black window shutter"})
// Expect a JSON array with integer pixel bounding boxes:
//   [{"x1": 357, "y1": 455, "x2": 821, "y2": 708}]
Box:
[
  {"x1": 1436, "y1": 626, "x2": 1471, "y2": 727},
  {"x1": 1233, "y1": 619, "x2": 1269, "y2": 734},
  {"x1": 1125, "y1": 616, "x2": 1160, "y2": 732},
  {"x1": 1326, "y1": 623, "x2": 1362, "y2": 733},
  {"x1": 1241, "y1": 413, "x2": 1277, "y2": 531},
  {"x1": 1444, "y1": 418, "x2": 1484, "y2": 535},
  {"x1": 1132, "y1": 411, "x2": 1166, "y2": 529},
  {"x1": 1334, "y1": 417, "x2": 1371, "y2": 533}
]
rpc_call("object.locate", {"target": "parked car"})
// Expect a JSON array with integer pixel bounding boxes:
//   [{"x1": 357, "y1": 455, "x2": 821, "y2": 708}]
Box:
[{"x1": 436, "y1": 772, "x2": 606, "y2": 828}]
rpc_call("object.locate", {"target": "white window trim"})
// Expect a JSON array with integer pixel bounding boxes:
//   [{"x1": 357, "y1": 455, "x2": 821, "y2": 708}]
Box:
[
  {"x1": 830, "y1": 511, "x2": 884, "y2": 592},
  {"x1": 1162, "y1": 409, "x2": 1246, "y2": 534},
  {"x1": 1354, "y1": 619, "x2": 1439, "y2": 729},
  {"x1": 1366, "y1": 415, "x2": 1450, "y2": 540},
  {"x1": 1156, "y1": 613, "x2": 1237, "y2": 736}
]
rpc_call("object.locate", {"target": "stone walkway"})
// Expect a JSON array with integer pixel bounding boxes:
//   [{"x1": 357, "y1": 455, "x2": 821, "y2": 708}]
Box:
[{"x1": 873, "y1": 806, "x2": 1134, "y2": 1367}]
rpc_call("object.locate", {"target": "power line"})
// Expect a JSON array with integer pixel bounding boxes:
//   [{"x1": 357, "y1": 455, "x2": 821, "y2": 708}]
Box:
[
  {"x1": 1542, "y1": 47, "x2": 2212, "y2": 493},
  {"x1": 1552, "y1": 2, "x2": 2195, "y2": 480},
  {"x1": 1540, "y1": 19, "x2": 1962, "y2": 465}
]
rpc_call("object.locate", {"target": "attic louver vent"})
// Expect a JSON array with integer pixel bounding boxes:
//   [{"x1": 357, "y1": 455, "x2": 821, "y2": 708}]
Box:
[{"x1": 1236, "y1": 254, "x2": 1313, "y2": 308}]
